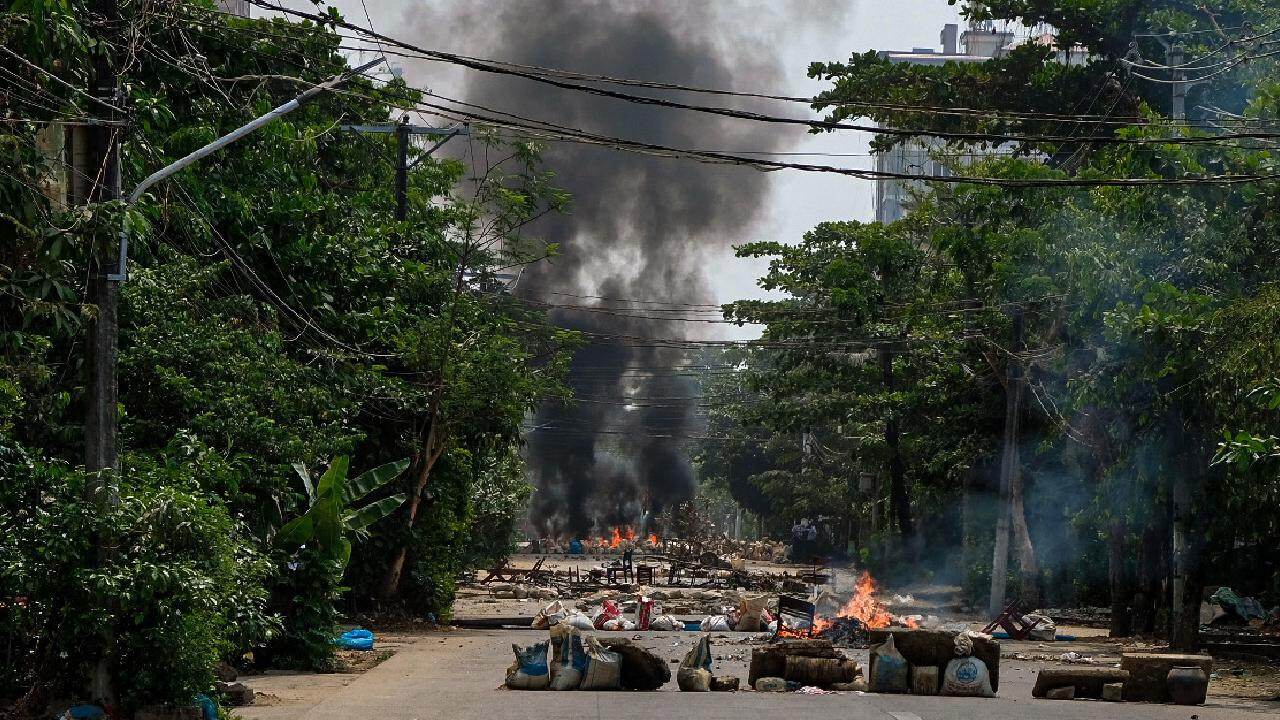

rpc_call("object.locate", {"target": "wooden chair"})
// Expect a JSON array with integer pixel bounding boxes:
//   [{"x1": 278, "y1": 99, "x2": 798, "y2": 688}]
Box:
[
  {"x1": 606, "y1": 549, "x2": 634, "y2": 584},
  {"x1": 982, "y1": 600, "x2": 1036, "y2": 639},
  {"x1": 666, "y1": 561, "x2": 685, "y2": 586},
  {"x1": 635, "y1": 563, "x2": 655, "y2": 585},
  {"x1": 774, "y1": 594, "x2": 818, "y2": 638}
]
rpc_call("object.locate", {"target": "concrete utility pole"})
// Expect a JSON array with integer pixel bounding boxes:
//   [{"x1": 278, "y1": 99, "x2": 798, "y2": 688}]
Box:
[
  {"x1": 342, "y1": 120, "x2": 467, "y2": 221},
  {"x1": 989, "y1": 307, "x2": 1024, "y2": 616},
  {"x1": 84, "y1": 0, "x2": 122, "y2": 483},
  {"x1": 1165, "y1": 41, "x2": 1196, "y2": 651},
  {"x1": 82, "y1": 3, "x2": 121, "y2": 708}
]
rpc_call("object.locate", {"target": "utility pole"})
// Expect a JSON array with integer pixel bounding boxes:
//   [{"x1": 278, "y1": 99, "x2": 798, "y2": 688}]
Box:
[
  {"x1": 81, "y1": 1, "x2": 121, "y2": 708},
  {"x1": 343, "y1": 120, "x2": 467, "y2": 222},
  {"x1": 84, "y1": 0, "x2": 122, "y2": 482},
  {"x1": 989, "y1": 306, "x2": 1024, "y2": 616},
  {"x1": 1165, "y1": 41, "x2": 1196, "y2": 652}
]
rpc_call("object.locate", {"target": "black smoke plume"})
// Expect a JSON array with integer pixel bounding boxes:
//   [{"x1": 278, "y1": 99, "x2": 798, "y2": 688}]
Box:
[{"x1": 405, "y1": 0, "x2": 812, "y2": 537}]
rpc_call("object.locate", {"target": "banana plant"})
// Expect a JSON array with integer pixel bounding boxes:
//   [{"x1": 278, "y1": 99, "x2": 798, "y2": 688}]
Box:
[{"x1": 276, "y1": 456, "x2": 410, "y2": 569}]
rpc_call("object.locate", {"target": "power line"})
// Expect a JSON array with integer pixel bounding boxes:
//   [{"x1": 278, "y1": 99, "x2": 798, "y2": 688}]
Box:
[
  {"x1": 246, "y1": 0, "x2": 1280, "y2": 151},
  {"x1": 222, "y1": 2, "x2": 1275, "y2": 130}
]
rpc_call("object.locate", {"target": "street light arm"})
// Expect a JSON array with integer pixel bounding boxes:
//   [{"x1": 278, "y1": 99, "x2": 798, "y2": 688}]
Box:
[{"x1": 108, "y1": 58, "x2": 384, "y2": 281}]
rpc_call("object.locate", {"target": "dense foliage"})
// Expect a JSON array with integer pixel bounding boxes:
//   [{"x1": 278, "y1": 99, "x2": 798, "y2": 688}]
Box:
[
  {"x1": 1, "y1": 0, "x2": 575, "y2": 711},
  {"x1": 701, "y1": 0, "x2": 1280, "y2": 647}
]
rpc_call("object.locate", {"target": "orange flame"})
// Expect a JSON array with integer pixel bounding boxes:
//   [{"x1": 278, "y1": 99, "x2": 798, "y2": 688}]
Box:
[
  {"x1": 610, "y1": 527, "x2": 622, "y2": 549},
  {"x1": 780, "y1": 572, "x2": 916, "y2": 637},
  {"x1": 648, "y1": 533, "x2": 659, "y2": 546},
  {"x1": 833, "y1": 572, "x2": 895, "y2": 629}
]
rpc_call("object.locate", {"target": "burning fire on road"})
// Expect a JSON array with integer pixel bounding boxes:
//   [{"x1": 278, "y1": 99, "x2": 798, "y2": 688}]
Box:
[{"x1": 778, "y1": 572, "x2": 919, "y2": 643}]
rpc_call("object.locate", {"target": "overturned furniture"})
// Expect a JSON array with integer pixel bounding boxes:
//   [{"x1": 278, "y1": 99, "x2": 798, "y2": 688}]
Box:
[
  {"x1": 480, "y1": 556, "x2": 546, "y2": 585},
  {"x1": 773, "y1": 595, "x2": 817, "y2": 638}
]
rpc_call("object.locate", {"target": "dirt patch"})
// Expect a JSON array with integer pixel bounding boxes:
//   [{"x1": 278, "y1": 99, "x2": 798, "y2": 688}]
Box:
[
  {"x1": 331, "y1": 648, "x2": 395, "y2": 674},
  {"x1": 1209, "y1": 661, "x2": 1280, "y2": 700}
]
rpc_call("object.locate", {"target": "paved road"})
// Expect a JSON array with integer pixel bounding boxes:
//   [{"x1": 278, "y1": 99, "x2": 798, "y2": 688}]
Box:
[{"x1": 237, "y1": 630, "x2": 1276, "y2": 720}]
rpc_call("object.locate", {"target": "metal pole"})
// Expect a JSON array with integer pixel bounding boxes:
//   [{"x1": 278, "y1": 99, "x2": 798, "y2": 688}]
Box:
[{"x1": 395, "y1": 114, "x2": 409, "y2": 220}]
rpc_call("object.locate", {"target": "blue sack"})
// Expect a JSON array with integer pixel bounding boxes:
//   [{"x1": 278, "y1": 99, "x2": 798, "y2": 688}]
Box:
[
  {"x1": 336, "y1": 628, "x2": 375, "y2": 650},
  {"x1": 568, "y1": 539, "x2": 584, "y2": 554},
  {"x1": 195, "y1": 695, "x2": 218, "y2": 720}
]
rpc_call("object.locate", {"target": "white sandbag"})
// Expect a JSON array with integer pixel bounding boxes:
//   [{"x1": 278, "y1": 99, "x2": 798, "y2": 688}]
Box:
[
  {"x1": 941, "y1": 656, "x2": 994, "y2": 697},
  {"x1": 505, "y1": 642, "x2": 550, "y2": 690},
  {"x1": 699, "y1": 615, "x2": 732, "y2": 632},
  {"x1": 649, "y1": 614, "x2": 682, "y2": 631},
  {"x1": 548, "y1": 624, "x2": 588, "y2": 690},
  {"x1": 564, "y1": 612, "x2": 596, "y2": 631},
  {"x1": 1026, "y1": 613, "x2": 1057, "y2": 642},
  {"x1": 601, "y1": 618, "x2": 627, "y2": 631},
  {"x1": 579, "y1": 636, "x2": 622, "y2": 690}
]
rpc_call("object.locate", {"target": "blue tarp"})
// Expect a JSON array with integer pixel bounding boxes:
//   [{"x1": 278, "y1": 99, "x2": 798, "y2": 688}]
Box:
[{"x1": 336, "y1": 628, "x2": 375, "y2": 651}]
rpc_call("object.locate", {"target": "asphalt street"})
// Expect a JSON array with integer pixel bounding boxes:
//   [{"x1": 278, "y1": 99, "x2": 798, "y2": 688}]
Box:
[{"x1": 236, "y1": 629, "x2": 1277, "y2": 720}]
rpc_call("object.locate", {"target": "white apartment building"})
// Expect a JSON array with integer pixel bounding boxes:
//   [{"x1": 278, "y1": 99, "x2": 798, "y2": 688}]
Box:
[{"x1": 873, "y1": 21, "x2": 1085, "y2": 223}]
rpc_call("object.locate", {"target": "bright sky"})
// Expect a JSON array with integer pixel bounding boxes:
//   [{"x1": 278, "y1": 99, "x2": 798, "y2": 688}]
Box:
[{"x1": 277, "y1": 0, "x2": 967, "y2": 338}]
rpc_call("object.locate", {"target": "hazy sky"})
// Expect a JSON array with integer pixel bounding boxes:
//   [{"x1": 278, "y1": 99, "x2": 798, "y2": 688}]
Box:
[{"x1": 278, "y1": 0, "x2": 967, "y2": 338}]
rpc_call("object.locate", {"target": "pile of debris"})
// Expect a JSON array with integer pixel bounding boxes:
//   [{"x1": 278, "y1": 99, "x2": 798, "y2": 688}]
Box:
[
  {"x1": 505, "y1": 624, "x2": 672, "y2": 691},
  {"x1": 751, "y1": 629, "x2": 1000, "y2": 697},
  {"x1": 1201, "y1": 586, "x2": 1273, "y2": 627},
  {"x1": 528, "y1": 590, "x2": 776, "y2": 633}
]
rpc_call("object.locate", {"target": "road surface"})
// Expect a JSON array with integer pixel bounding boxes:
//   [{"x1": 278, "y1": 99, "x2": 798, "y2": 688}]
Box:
[{"x1": 236, "y1": 629, "x2": 1276, "y2": 720}]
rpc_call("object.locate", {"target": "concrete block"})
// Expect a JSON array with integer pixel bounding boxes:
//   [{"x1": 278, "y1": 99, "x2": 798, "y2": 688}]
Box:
[
  {"x1": 1032, "y1": 667, "x2": 1129, "y2": 699},
  {"x1": 711, "y1": 675, "x2": 740, "y2": 692},
  {"x1": 755, "y1": 676, "x2": 788, "y2": 692},
  {"x1": 1120, "y1": 653, "x2": 1213, "y2": 703},
  {"x1": 1102, "y1": 682, "x2": 1124, "y2": 701},
  {"x1": 1045, "y1": 686, "x2": 1075, "y2": 700}
]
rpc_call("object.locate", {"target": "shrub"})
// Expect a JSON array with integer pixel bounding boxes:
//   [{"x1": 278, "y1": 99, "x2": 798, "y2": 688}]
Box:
[
  {"x1": 0, "y1": 448, "x2": 276, "y2": 712},
  {"x1": 263, "y1": 545, "x2": 343, "y2": 671}
]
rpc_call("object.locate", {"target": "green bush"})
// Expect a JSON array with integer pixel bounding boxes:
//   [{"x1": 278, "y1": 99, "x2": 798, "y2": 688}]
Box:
[
  {"x1": 0, "y1": 446, "x2": 277, "y2": 711},
  {"x1": 263, "y1": 545, "x2": 343, "y2": 671}
]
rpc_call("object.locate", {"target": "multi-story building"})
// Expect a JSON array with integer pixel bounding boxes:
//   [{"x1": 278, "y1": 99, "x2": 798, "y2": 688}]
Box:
[
  {"x1": 217, "y1": 1, "x2": 251, "y2": 18},
  {"x1": 872, "y1": 21, "x2": 1012, "y2": 223},
  {"x1": 872, "y1": 18, "x2": 1088, "y2": 223}
]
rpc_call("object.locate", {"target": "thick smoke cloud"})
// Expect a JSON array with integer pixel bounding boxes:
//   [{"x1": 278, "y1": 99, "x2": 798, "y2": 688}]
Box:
[{"x1": 403, "y1": 0, "x2": 824, "y2": 537}]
